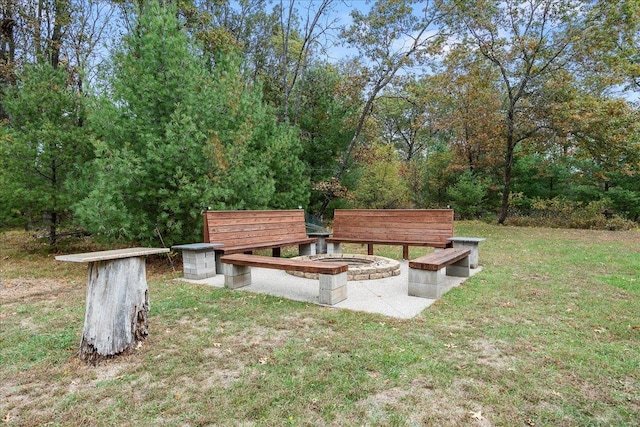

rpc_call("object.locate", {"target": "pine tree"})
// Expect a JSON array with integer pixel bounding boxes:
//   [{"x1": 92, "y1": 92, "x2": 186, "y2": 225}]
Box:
[
  {"x1": 0, "y1": 63, "x2": 91, "y2": 244},
  {"x1": 74, "y1": 1, "x2": 308, "y2": 245}
]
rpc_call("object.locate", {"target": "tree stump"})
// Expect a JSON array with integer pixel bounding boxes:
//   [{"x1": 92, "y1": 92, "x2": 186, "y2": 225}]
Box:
[
  {"x1": 55, "y1": 247, "x2": 169, "y2": 364},
  {"x1": 80, "y1": 257, "x2": 149, "y2": 363}
]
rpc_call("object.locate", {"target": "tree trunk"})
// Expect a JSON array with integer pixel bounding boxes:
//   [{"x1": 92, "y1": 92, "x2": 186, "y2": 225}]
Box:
[
  {"x1": 0, "y1": 11, "x2": 17, "y2": 121},
  {"x1": 49, "y1": 211, "x2": 57, "y2": 246},
  {"x1": 79, "y1": 257, "x2": 150, "y2": 364},
  {"x1": 498, "y1": 136, "x2": 516, "y2": 225},
  {"x1": 316, "y1": 92, "x2": 377, "y2": 218}
]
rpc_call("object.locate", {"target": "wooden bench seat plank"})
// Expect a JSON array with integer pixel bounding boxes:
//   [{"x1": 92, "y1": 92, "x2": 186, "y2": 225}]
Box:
[
  {"x1": 210, "y1": 232, "x2": 310, "y2": 244},
  {"x1": 334, "y1": 208, "x2": 452, "y2": 217},
  {"x1": 220, "y1": 254, "x2": 348, "y2": 275},
  {"x1": 218, "y1": 238, "x2": 318, "y2": 254},
  {"x1": 409, "y1": 248, "x2": 471, "y2": 271},
  {"x1": 214, "y1": 235, "x2": 316, "y2": 244},
  {"x1": 334, "y1": 219, "x2": 453, "y2": 228},
  {"x1": 210, "y1": 221, "x2": 306, "y2": 231},
  {"x1": 325, "y1": 237, "x2": 451, "y2": 248},
  {"x1": 334, "y1": 227, "x2": 451, "y2": 235},
  {"x1": 209, "y1": 210, "x2": 301, "y2": 218}
]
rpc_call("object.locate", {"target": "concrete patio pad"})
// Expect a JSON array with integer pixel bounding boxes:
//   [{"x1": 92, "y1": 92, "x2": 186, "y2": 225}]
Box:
[{"x1": 176, "y1": 261, "x2": 482, "y2": 319}]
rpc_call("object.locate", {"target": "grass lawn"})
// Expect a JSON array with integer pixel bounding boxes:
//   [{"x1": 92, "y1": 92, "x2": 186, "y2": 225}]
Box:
[{"x1": 1, "y1": 222, "x2": 639, "y2": 426}]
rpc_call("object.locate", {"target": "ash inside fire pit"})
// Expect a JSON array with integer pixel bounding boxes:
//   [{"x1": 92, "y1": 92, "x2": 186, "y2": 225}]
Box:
[{"x1": 287, "y1": 254, "x2": 401, "y2": 281}]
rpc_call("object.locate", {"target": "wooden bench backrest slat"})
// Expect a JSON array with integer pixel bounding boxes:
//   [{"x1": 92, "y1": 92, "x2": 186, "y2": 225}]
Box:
[
  {"x1": 204, "y1": 210, "x2": 308, "y2": 246},
  {"x1": 331, "y1": 209, "x2": 454, "y2": 245}
]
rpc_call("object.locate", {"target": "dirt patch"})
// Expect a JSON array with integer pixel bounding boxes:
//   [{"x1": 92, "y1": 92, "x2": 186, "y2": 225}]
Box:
[
  {"x1": 230, "y1": 326, "x2": 293, "y2": 350},
  {"x1": 0, "y1": 278, "x2": 82, "y2": 304},
  {"x1": 357, "y1": 377, "x2": 496, "y2": 426},
  {"x1": 67, "y1": 359, "x2": 134, "y2": 394},
  {"x1": 470, "y1": 339, "x2": 516, "y2": 371}
]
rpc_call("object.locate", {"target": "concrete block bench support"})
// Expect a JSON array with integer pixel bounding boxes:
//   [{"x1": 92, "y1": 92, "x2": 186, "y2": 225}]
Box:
[
  {"x1": 327, "y1": 241, "x2": 342, "y2": 255},
  {"x1": 307, "y1": 231, "x2": 330, "y2": 254},
  {"x1": 172, "y1": 243, "x2": 222, "y2": 279},
  {"x1": 447, "y1": 237, "x2": 486, "y2": 268},
  {"x1": 221, "y1": 254, "x2": 348, "y2": 305},
  {"x1": 55, "y1": 247, "x2": 169, "y2": 363},
  {"x1": 408, "y1": 248, "x2": 471, "y2": 299}
]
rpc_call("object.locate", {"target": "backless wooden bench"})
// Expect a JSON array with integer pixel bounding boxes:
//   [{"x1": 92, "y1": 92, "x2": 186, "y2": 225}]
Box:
[
  {"x1": 408, "y1": 248, "x2": 471, "y2": 299},
  {"x1": 220, "y1": 254, "x2": 349, "y2": 305}
]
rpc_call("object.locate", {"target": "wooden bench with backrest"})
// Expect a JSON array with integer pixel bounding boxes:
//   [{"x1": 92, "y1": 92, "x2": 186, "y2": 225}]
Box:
[
  {"x1": 203, "y1": 209, "x2": 318, "y2": 272},
  {"x1": 326, "y1": 209, "x2": 455, "y2": 259},
  {"x1": 408, "y1": 248, "x2": 471, "y2": 299},
  {"x1": 220, "y1": 253, "x2": 349, "y2": 305}
]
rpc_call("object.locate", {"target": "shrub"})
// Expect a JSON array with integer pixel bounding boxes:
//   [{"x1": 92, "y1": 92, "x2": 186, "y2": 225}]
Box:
[
  {"x1": 447, "y1": 171, "x2": 486, "y2": 219},
  {"x1": 606, "y1": 187, "x2": 640, "y2": 222},
  {"x1": 507, "y1": 197, "x2": 637, "y2": 230}
]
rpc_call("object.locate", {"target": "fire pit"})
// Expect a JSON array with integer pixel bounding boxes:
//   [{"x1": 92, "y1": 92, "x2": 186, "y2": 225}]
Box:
[{"x1": 287, "y1": 254, "x2": 401, "y2": 281}]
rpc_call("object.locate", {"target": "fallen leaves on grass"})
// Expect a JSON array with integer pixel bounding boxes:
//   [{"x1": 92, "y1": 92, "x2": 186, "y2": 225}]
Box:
[{"x1": 469, "y1": 410, "x2": 483, "y2": 420}]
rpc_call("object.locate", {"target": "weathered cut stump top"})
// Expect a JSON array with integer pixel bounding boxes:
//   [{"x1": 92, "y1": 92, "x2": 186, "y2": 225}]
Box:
[{"x1": 56, "y1": 247, "x2": 169, "y2": 263}]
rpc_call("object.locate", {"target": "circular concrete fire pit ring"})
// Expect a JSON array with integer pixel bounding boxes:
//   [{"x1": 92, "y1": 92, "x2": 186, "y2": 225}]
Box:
[{"x1": 287, "y1": 254, "x2": 401, "y2": 281}]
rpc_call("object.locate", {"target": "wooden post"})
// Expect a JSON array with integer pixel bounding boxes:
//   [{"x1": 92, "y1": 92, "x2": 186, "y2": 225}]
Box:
[{"x1": 56, "y1": 247, "x2": 169, "y2": 364}]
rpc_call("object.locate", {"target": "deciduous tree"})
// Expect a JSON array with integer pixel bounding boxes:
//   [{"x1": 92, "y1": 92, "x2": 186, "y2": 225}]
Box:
[
  {"x1": 430, "y1": 49, "x2": 504, "y2": 175},
  {"x1": 440, "y1": 0, "x2": 589, "y2": 223},
  {"x1": 373, "y1": 77, "x2": 444, "y2": 162},
  {"x1": 316, "y1": 0, "x2": 446, "y2": 217},
  {"x1": 350, "y1": 143, "x2": 410, "y2": 209}
]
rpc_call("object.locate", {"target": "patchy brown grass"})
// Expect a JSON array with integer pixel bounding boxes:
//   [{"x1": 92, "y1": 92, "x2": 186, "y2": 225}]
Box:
[{"x1": 1, "y1": 223, "x2": 639, "y2": 426}]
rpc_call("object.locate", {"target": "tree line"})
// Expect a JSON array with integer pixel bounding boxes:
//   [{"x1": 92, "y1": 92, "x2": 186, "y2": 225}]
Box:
[{"x1": 1, "y1": 0, "x2": 638, "y2": 246}]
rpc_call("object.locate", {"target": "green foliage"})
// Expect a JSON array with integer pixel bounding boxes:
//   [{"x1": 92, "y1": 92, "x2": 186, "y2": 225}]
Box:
[
  {"x1": 0, "y1": 62, "x2": 92, "y2": 242},
  {"x1": 350, "y1": 144, "x2": 409, "y2": 209},
  {"x1": 508, "y1": 197, "x2": 636, "y2": 230},
  {"x1": 73, "y1": 1, "x2": 308, "y2": 246},
  {"x1": 407, "y1": 143, "x2": 457, "y2": 208},
  {"x1": 72, "y1": 142, "x2": 146, "y2": 241},
  {"x1": 0, "y1": 126, "x2": 18, "y2": 228},
  {"x1": 3, "y1": 0, "x2": 639, "y2": 238},
  {"x1": 512, "y1": 154, "x2": 573, "y2": 200},
  {"x1": 74, "y1": 2, "x2": 222, "y2": 244},
  {"x1": 447, "y1": 170, "x2": 486, "y2": 219},
  {"x1": 581, "y1": 0, "x2": 640, "y2": 91},
  {"x1": 263, "y1": 124, "x2": 310, "y2": 209},
  {"x1": 296, "y1": 64, "x2": 358, "y2": 212},
  {"x1": 205, "y1": 55, "x2": 308, "y2": 211},
  {"x1": 605, "y1": 187, "x2": 640, "y2": 222}
]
